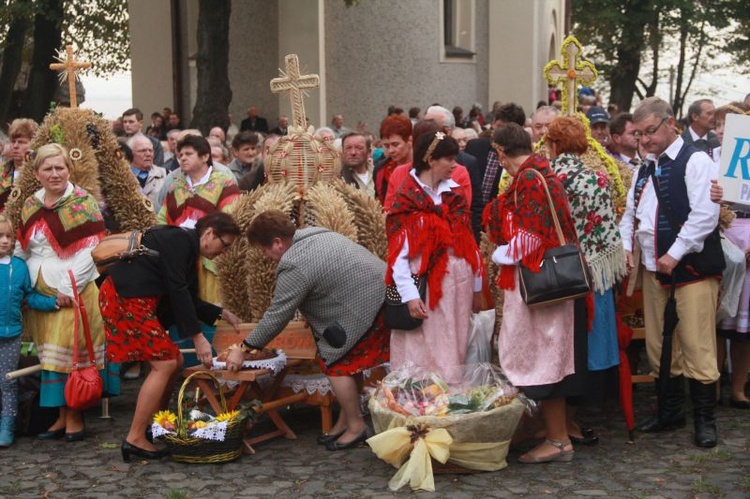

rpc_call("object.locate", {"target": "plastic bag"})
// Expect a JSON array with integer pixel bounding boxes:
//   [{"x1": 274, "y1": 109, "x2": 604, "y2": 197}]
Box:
[
  {"x1": 465, "y1": 310, "x2": 495, "y2": 365},
  {"x1": 371, "y1": 362, "x2": 531, "y2": 418}
]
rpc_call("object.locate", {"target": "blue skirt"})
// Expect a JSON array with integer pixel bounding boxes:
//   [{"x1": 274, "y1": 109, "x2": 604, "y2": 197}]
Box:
[{"x1": 588, "y1": 288, "x2": 620, "y2": 371}]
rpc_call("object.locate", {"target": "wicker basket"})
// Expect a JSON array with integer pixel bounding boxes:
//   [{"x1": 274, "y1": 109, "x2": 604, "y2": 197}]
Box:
[{"x1": 160, "y1": 371, "x2": 246, "y2": 464}]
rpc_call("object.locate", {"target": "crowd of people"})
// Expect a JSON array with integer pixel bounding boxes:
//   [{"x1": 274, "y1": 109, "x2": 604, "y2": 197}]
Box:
[{"x1": 0, "y1": 89, "x2": 748, "y2": 466}]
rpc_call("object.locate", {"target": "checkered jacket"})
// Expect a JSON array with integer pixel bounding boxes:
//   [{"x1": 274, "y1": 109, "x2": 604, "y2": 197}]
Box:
[{"x1": 249, "y1": 227, "x2": 386, "y2": 366}]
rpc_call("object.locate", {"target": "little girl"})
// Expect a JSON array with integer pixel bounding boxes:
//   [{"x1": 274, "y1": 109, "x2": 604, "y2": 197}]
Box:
[{"x1": 0, "y1": 214, "x2": 57, "y2": 447}]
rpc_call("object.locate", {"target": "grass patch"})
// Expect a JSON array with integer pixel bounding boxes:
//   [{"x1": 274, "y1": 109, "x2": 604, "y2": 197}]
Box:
[
  {"x1": 738, "y1": 476, "x2": 750, "y2": 490},
  {"x1": 164, "y1": 490, "x2": 188, "y2": 499},
  {"x1": 691, "y1": 448, "x2": 734, "y2": 464},
  {"x1": 692, "y1": 476, "x2": 722, "y2": 496}
]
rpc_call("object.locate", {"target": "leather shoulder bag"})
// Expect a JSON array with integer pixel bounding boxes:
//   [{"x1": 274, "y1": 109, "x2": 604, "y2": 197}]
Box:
[{"x1": 517, "y1": 169, "x2": 591, "y2": 307}]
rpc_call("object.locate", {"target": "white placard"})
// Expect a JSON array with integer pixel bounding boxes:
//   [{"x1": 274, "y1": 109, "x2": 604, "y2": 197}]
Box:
[{"x1": 717, "y1": 113, "x2": 750, "y2": 208}]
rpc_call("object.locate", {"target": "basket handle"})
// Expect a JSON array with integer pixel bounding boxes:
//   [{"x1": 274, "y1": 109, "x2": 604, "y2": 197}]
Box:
[{"x1": 177, "y1": 370, "x2": 228, "y2": 428}]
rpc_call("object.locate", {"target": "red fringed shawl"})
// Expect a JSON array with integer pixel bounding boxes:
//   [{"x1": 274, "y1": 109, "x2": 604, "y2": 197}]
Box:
[
  {"x1": 386, "y1": 174, "x2": 481, "y2": 309},
  {"x1": 18, "y1": 185, "x2": 105, "y2": 259},
  {"x1": 482, "y1": 154, "x2": 578, "y2": 290}
]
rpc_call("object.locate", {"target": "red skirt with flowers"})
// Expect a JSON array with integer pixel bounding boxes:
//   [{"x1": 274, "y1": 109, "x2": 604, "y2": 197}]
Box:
[
  {"x1": 319, "y1": 309, "x2": 390, "y2": 377},
  {"x1": 99, "y1": 276, "x2": 180, "y2": 362}
]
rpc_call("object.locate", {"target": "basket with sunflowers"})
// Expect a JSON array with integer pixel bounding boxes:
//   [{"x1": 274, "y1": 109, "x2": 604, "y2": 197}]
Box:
[{"x1": 151, "y1": 371, "x2": 260, "y2": 463}]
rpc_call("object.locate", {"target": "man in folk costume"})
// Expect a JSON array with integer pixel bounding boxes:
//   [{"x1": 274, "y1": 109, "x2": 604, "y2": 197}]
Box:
[
  {"x1": 620, "y1": 97, "x2": 722, "y2": 447},
  {"x1": 157, "y1": 134, "x2": 239, "y2": 337}
]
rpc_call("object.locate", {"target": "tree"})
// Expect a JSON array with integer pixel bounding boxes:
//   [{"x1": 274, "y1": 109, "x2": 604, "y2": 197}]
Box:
[
  {"x1": 0, "y1": 0, "x2": 129, "y2": 125},
  {"x1": 190, "y1": 0, "x2": 232, "y2": 134},
  {"x1": 572, "y1": 0, "x2": 749, "y2": 115}
]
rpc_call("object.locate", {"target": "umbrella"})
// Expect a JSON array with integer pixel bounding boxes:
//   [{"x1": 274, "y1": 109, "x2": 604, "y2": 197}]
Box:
[
  {"x1": 657, "y1": 277, "x2": 679, "y2": 422},
  {"x1": 615, "y1": 312, "x2": 636, "y2": 443}
]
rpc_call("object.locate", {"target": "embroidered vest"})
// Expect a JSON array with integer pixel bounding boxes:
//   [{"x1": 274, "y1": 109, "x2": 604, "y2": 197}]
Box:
[{"x1": 646, "y1": 142, "x2": 724, "y2": 284}]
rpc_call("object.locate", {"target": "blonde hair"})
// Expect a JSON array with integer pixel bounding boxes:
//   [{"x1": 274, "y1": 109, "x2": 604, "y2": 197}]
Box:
[
  {"x1": 31, "y1": 143, "x2": 72, "y2": 172},
  {"x1": 0, "y1": 213, "x2": 15, "y2": 246}
]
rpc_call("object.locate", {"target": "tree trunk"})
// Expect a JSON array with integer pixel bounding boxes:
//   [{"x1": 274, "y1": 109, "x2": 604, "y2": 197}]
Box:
[
  {"x1": 608, "y1": 0, "x2": 652, "y2": 113},
  {"x1": 671, "y1": 6, "x2": 690, "y2": 118},
  {"x1": 0, "y1": 1, "x2": 33, "y2": 125},
  {"x1": 21, "y1": 0, "x2": 63, "y2": 122},
  {"x1": 190, "y1": 0, "x2": 232, "y2": 134}
]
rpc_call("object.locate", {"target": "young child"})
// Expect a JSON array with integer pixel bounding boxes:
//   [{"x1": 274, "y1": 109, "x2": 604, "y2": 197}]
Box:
[{"x1": 0, "y1": 214, "x2": 58, "y2": 447}]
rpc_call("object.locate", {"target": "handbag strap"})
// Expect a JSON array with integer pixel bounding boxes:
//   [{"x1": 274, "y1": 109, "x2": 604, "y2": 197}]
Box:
[
  {"x1": 67, "y1": 270, "x2": 95, "y2": 367},
  {"x1": 514, "y1": 167, "x2": 566, "y2": 247}
]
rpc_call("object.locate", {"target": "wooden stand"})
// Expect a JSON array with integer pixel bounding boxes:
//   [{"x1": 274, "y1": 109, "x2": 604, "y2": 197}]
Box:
[{"x1": 182, "y1": 322, "x2": 330, "y2": 454}]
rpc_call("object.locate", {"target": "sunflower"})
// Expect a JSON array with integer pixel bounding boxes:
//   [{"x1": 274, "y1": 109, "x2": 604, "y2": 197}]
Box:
[
  {"x1": 215, "y1": 410, "x2": 240, "y2": 423},
  {"x1": 153, "y1": 410, "x2": 177, "y2": 431}
]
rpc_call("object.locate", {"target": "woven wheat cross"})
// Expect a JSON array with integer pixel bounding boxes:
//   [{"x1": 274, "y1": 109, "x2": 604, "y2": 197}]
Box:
[
  {"x1": 270, "y1": 54, "x2": 320, "y2": 129},
  {"x1": 49, "y1": 45, "x2": 91, "y2": 109}
]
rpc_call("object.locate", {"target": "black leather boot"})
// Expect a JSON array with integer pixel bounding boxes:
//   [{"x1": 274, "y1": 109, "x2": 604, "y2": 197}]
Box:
[
  {"x1": 689, "y1": 379, "x2": 718, "y2": 448},
  {"x1": 640, "y1": 375, "x2": 687, "y2": 432}
]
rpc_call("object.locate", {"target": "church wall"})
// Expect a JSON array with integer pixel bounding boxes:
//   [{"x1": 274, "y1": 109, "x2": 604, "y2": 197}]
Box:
[
  {"x1": 128, "y1": 1, "x2": 174, "y2": 125},
  {"x1": 488, "y1": 0, "x2": 564, "y2": 115},
  {"x1": 323, "y1": 0, "x2": 488, "y2": 135},
  {"x1": 227, "y1": 1, "x2": 280, "y2": 130}
]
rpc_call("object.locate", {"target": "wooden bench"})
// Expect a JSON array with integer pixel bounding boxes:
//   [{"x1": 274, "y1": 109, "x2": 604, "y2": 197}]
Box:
[{"x1": 183, "y1": 322, "x2": 334, "y2": 453}]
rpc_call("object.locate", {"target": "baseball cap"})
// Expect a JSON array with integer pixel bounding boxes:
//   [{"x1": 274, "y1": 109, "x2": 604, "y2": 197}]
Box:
[{"x1": 586, "y1": 106, "x2": 609, "y2": 126}]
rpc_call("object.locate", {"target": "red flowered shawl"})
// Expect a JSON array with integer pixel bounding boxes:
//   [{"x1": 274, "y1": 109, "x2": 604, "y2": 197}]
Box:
[
  {"x1": 482, "y1": 154, "x2": 578, "y2": 289},
  {"x1": 386, "y1": 174, "x2": 481, "y2": 309},
  {"x1": 18, "y1": 185, "x2": 105, "y2": 259}
]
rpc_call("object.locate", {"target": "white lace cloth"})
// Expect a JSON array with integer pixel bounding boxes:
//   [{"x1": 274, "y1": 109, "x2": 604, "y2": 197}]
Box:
[
  {"x1": 278, "y1": 363, "x2": 391, "y2": 396},
  {"x1": 150, "y1": 421, "x2": 230, "y2": 442},
  {"x1": 211, "y1": 350, "x2": 288, "y2": 374}
]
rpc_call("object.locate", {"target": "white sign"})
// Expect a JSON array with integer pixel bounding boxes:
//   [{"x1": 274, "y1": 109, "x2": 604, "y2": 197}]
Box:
[{"x1": 718, "y1": 113, "x2": 750, "y2": 208}]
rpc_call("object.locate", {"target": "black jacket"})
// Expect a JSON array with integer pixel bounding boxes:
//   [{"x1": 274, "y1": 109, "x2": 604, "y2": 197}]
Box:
[
  {"x1": 464, "y1": 138, "x2": 502, "y2": 240},
  {"x1": 104, "y1": 226, "x2": 222, "y2": 338}
]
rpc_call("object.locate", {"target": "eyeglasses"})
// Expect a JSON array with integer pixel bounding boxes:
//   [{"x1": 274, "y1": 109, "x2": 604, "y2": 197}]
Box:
[
  {"x1": 217, "y1": 235, "x2": 232, "y2": 248},
  {"x1": 634, "y1": 118, "x2": 668, "y2": 141}
]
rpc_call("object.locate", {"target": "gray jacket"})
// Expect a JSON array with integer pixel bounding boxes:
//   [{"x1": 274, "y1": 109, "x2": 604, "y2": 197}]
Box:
[{"x1": 248, "y1": 227, "x2": 386, "y2": 366}]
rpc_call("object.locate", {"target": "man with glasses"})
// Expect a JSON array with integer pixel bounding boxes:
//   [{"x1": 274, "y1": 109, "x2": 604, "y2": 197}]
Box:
[{"x1": 620, "y1": 96, "x2": 722, "y2": 448}]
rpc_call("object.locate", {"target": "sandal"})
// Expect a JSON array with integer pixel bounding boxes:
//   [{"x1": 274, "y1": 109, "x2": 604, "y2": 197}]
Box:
[{"x1": 518, "y1": 438, "x2": 574, "y2": 464}]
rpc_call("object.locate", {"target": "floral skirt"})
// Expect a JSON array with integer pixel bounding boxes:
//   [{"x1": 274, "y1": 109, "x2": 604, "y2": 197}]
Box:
[
  {"x1": 319, "y1": 309, "x2": 390, "y2": 377},
  {"x1": 99, "y1": 277, "x2": 180, "y2": 362}
]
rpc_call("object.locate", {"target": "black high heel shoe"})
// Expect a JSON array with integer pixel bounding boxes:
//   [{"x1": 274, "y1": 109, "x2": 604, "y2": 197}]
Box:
[
  {"x1": 325, "y1": 430, "x2": 368, "y2": 451},
  {"x1": 316, "y1": 431, "x2": 344, "y2": 445},
  {"x1": 121, "y1": 440, "x2": 170, "y2": 463}
]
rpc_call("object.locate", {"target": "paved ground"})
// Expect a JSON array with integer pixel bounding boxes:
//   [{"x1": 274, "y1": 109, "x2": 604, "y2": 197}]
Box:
[{"x1": 0, "y1": 375, "x2": 748, "y2": 499}]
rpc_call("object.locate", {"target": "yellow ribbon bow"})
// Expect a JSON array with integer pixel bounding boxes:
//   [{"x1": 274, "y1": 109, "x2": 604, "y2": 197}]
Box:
[{"x1": 367, "y1": 423, "x2": 453, "y2": 492}]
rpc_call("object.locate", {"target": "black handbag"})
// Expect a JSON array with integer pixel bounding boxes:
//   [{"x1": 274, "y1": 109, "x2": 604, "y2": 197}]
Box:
[
  {"x1": 384, "y1": 274, "x2": 427, "y2": 330},
  {"x1": 517, "y1": 169, "x2": 591, "y2": 307}
]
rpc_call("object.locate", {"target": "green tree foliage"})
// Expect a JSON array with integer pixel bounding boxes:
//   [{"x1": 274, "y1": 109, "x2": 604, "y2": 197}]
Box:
[
  {"x1": 0, "y1": 0, "x2": 129, "y2": 125},
  {"x1": 572, "y1": 0, "x2": 749, "y2": 115}
]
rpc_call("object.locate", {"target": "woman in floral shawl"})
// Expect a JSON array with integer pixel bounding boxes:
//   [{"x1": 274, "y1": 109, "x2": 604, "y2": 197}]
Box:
[
  {"x1": 16, "y1": 143, "x2": 118, "y2": 441},
  {"x1": 484, "y1": 124, "x2": 587, "y2": 464},
  {"x1": 546, "y1": 116, "x2": 628, "y2": 443},
  {"x1": 386, "y1": 131, "x2": 482, "y2": 382}
]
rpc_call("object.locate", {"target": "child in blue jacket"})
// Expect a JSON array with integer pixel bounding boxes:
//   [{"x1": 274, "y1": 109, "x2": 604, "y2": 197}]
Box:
[{"x1": 0, "y1": 214, "x2": 58, "y2": 447}]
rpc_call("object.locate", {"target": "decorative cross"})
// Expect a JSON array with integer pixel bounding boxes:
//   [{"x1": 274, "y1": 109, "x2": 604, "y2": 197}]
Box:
[
  {"x1": 49, "y1": 45, "x2": 91, "y2": 109},
  {"x1": 270, "y1": 54, "x2": 320, "y2": 130},
  {"x1": 543, "y1": 35, "x2": 597, "y2": 116}
]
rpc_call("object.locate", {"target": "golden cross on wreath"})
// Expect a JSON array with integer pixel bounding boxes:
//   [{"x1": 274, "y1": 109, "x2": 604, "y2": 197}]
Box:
[
  {"x1": 49, "y1": 45, "x2": 91, "y2": 109},
  {"x1": 270, "y1": 54, "x2": 320, "y2": 130},
  {"x1": 543, "y1": 35, "x2": 597, "y2": 116}
]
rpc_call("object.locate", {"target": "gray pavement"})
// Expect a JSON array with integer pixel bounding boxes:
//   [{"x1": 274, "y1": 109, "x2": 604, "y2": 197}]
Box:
[{"x1": 0, "y1": 377, "x2": 748, "y2": 498}]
